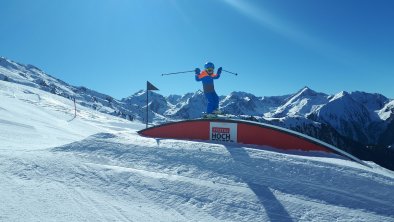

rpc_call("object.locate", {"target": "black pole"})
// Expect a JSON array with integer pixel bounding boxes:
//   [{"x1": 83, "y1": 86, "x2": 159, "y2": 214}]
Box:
[
  {"x1": 223, "y1": 69, "x2": 238, "y2": 76},
  {"x1": 146, "y1": 90, "x2": 148, "y2": 128},
  {"x1": 162, "y1": 70, "x2": 195, "y2": 76}
]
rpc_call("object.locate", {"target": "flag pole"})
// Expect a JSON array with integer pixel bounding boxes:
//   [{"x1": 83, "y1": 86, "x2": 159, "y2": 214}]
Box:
[
  {"x1": 145, "y1": 81, "x2": 159, "y2": 129},
  {"x1": 146, "y1": 88, "x2": 149, "y2": 129}
]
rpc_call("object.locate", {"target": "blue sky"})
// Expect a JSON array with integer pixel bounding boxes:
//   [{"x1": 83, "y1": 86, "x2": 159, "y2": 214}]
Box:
[{"x1": 1, "y1": 0, "x2": 394, "y2": 98}]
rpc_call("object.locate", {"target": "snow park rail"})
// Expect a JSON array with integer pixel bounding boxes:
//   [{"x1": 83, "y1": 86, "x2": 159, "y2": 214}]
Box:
[{"x1": 138, "y1": 119, "x2": 370, "y2": 167}]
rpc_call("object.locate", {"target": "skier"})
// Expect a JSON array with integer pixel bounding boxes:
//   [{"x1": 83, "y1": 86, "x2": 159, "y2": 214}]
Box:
[{"x1": 195, "y1": 62, "x2": 222, "y2": 116}]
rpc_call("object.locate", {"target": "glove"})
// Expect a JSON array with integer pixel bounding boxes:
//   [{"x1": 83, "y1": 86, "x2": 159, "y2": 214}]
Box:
[
  {"x1": 195, "y1": 68, "x2": 200, "y2": 75},
  {"x1": 217, "y1": 67, "x2": 222, "y2": 75}
]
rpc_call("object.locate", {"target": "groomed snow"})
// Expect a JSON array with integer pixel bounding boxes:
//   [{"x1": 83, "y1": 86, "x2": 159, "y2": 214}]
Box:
[{"x1": 1, "y1": 81, "x2": 394, "y2": 222}]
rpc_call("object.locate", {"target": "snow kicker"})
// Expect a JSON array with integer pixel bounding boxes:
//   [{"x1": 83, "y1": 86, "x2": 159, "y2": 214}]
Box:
[{"x1": 138, "y1": 119, "x2": 370, "y2": 167}]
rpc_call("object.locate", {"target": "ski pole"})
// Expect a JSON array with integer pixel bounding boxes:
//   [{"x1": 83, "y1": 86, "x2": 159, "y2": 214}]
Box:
[
  {"x1": 161, "y1": 70, "x2": 195, "y2": 76},
  {"x1": 223, "y1": 69, "x2": 238, "y2": 76}
]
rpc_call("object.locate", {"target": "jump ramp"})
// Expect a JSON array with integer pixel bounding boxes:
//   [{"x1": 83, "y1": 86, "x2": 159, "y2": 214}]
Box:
[{"x1": 138, "y1": 119, "x2": 369, "y2": 167}]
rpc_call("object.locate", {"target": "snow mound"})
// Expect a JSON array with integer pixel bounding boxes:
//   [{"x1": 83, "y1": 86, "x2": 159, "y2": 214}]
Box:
[{"x1": 51, "y1": 132, "x2": 394, "y2": 221}]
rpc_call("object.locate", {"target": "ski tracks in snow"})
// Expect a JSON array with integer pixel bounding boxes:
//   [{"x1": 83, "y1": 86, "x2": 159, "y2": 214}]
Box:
[
  {"x1": 50, "y1": 132, "x2": 394, "y2": 221},
  {"x1": 1, "y1": 130, "x2": 394, "y2": 221}
]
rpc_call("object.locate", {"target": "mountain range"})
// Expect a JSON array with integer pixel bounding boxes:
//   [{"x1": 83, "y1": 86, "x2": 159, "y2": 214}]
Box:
[{"x1": 1, "y1": 56, "x2": 393, "y2": 170}]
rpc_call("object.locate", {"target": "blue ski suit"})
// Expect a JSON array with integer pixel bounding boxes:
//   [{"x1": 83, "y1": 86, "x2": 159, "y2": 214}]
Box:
[{"x1": 195, "y1": 70, "x2": 221, "y2": 114}]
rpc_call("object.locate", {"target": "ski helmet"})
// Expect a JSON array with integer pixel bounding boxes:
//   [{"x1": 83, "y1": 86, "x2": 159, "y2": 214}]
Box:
[{"x1": 204, "y1": 62, "x2": 215, "y2": 70}]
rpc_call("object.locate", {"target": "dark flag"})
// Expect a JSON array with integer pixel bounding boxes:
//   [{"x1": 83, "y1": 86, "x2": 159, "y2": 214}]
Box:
[
  {"x1": 147, "y1": 81, "x2": 159, "y2": 91},
  {"x1": 145, "y1": 81, "x2": 158, "y2": 128}
]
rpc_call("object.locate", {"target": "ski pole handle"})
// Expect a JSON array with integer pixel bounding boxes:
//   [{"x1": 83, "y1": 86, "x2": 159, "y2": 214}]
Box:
[
  {"x1": 223, "y1": 69, "x2": 238, "y2": 76},
  {"x1": 162, "y1": 70, "x2": 195, "y2": 76}
]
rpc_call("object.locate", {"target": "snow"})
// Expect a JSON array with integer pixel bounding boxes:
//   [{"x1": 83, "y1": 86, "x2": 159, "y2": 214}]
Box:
[
  {"x1": 378, "y1": 100, "x2": 394, "y2": 121},
  {"x1": 270, "y1": 87, "x2": 329, "y2": 118},
  {"x1": 1, "y1": 80, "x2": 394, "y2": 221}
]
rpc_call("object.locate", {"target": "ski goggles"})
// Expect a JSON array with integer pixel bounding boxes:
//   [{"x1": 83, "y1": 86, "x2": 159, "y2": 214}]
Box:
[{"x1": 206, "y1": 68, "x2": 214, "y2": 72}]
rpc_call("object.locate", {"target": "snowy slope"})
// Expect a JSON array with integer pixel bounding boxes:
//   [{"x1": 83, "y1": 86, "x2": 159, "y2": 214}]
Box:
[
  {"x1": 0, "y1": 80, "x2": 140, "y2": 150},
  {"x1": 1, "y1": 81, "x2": 394, "y2": 221},
  {"x1": 0, "y1": 56, "x2": 137, "y2": 121},
  {"x1": 316, "y1": 91, "x2": 375, "y2": 143}
]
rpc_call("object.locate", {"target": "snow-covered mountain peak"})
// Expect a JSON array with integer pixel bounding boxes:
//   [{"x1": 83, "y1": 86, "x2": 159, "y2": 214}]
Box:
[
  {"x1": 296, "y1": 86, "x2": 321, "y2": 97},
  {"x1": 270, "y1": 87, "x2": 328, "y2": 118},
  {"x1": 222, "y1": 91, "x2": 256, "y2": 103},
  {"x1": 0, "y1": 57, "x2": 40, "y2": 75},
  {"x1": 123, "y1": 90, "x2": 166, "y2": 104},
  {"x1": 230, "y1": 91, "x2": 255, "y2": 97},
  {"x1": 329, "y1": 91, "x2": 351, "y2": 101},
  {"x1": 321, "y1": 91, "x2": 369, "y2": 119},
  {"x1": 350, "y1": 91, "x2": 389, "y2": 111},
  {"x1": 0, "y1": 56, "x2": 19, "y2": 69},
  {"x1": 288, "y1": 87, "x2": 328, "y2": 106},
  {"x1": 0, "y1": 57, "x2": 75, "y2": 96},
  {"x1": 126, "y1": 89, "x2": 145, "y2": 98},
  {"x1": 316, "y1": 90, "x2": 379, "y2": 143}
]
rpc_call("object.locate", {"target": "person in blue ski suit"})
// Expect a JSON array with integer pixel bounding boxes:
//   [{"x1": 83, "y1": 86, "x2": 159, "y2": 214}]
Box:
[{"x1": 195, "y1": 62, "x2": 222, "y2": 114}]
